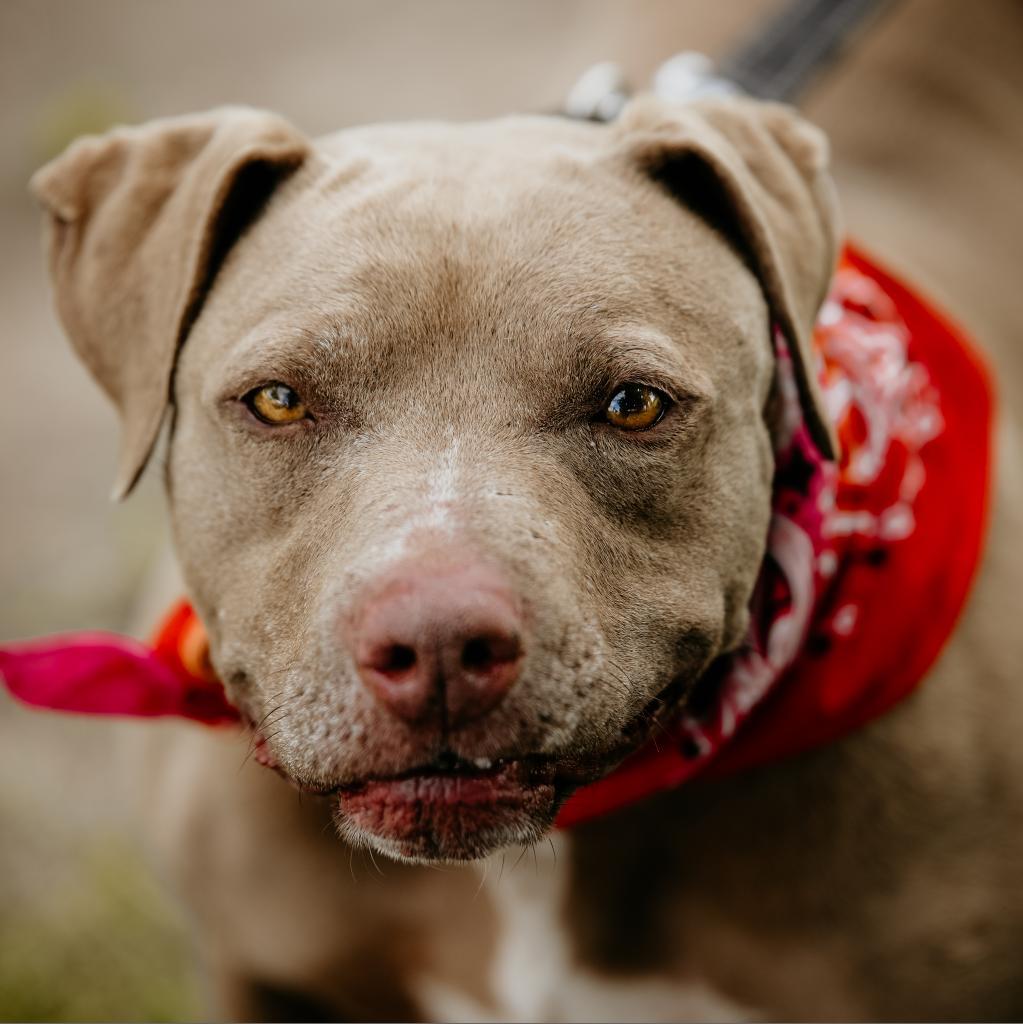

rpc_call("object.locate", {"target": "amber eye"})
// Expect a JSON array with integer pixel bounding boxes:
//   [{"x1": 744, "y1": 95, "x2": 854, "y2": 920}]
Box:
[
  {"x1": 605, "y1": 384, "x2": 669, "y2": 431},
  {"x1": 245, "y1": 382, "x2": 308, "y2": 424}
]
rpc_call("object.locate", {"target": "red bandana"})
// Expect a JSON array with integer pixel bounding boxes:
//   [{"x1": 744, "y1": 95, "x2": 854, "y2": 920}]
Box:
[{"x1": 0, "y1": 245, "x2": 994, "y2": 826}]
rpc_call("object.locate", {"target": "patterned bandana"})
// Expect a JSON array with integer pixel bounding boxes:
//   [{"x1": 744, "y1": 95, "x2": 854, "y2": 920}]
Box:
[{"x1": 0, "y1": 245, "x2": 994, "y2": 826}]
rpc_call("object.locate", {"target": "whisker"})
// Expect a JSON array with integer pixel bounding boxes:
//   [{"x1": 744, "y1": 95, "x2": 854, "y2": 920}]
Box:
[
  {"x1": 367, "y1": 846, "x2": 385, "y2": 877},
  {"x1": 510, "y1": 844, "x2": 530, "y2": 875},
  {"x1": 473, "y1": 858, "x2": 490, "y2": 901}
]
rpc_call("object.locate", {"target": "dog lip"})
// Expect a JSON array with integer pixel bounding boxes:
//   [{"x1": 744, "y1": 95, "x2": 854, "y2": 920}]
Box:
[
  {"x1": 279, "y1": 737, "x2": 643, "y2": 801},
  {"x1": 251, "y1": 675, "x2": 690, "y2": 801},
  {"x1": 335, "y1": 752, "x2": 558, "y2": 795},
  {"x1": 334, "y1": 758, "x2": 561, "y2": 860}
]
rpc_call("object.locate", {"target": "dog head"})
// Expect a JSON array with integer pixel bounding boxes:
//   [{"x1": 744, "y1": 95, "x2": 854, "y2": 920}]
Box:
[{"x1": 33, "y1": 97, "x2": 838, "y2": 862}]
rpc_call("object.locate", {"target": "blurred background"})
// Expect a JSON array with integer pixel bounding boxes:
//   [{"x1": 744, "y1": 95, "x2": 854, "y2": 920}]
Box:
[{"x1": 1, "y1": 1, "x2": 1020, "y2": 1019}]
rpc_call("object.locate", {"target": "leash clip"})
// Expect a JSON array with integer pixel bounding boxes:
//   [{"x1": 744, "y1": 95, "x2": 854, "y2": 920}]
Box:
[{"x1": 564, "y1": 51, "x2": 741, "y2": 123}]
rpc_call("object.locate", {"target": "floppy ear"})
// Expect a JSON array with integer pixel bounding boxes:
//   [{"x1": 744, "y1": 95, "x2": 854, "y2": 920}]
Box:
[
  {"x1": 30, "y1": 107, "x2": 311, "y2": 498},
  {"x1": 614, "y1": 96, "x2": 841, "y2": 459}
]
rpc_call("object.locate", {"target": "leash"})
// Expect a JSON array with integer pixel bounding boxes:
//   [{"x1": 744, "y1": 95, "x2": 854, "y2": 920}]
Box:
[{"x1": 564, "y1": 0, "x2": 896, "y2": 119}]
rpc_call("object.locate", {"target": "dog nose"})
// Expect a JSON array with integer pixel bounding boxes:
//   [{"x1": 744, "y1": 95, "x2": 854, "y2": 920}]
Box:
[{"x1": 353, "y1": 563, "x2": 523, "y2": 729}]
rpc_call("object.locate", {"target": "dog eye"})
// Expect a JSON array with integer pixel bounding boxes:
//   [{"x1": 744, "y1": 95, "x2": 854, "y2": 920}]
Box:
[
  {"x1": 244, "y1": 383, "x2": 308, "y2": 424},
  {"x1": 604, "y1": 384, "x2": 669, "y2": 431}
]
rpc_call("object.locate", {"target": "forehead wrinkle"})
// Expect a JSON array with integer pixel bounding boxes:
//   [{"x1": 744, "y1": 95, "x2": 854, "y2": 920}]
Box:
[
  {"x1": 574, "y1": 325, "x2": 716, "y2": 402},
  {"x1": 201, "y1": 309, "x2": 376, "y2": 399}
]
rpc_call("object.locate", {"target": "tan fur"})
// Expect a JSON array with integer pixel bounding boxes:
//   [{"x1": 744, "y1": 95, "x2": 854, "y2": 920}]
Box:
[
  {"x1": 31, "y1": 0, "x2": 1023, "y2": 1016},
  {"x1": 30, "y1": 107, "x2": 309, "y2": 497}
]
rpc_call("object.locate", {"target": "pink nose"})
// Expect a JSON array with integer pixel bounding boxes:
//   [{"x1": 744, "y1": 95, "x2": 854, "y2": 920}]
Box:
[{"x1": 353, "y1": 562, "x2": 523, "y2": 730}]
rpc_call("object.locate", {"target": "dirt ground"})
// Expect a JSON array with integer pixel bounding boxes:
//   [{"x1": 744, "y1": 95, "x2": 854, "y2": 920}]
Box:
[{"x1": 0, "y1": 3, "x2": 770, "y2": 1019}]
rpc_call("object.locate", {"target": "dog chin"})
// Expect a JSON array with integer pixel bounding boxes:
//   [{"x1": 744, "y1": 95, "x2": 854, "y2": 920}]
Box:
[{"x1": 332, "y1": 760, "x2": 561, "y2": 863}]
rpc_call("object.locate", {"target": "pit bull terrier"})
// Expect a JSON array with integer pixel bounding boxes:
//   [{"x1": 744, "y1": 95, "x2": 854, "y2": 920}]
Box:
[{"x1": 25, "y1": 78, "x2": 1023, "y2": 1020}]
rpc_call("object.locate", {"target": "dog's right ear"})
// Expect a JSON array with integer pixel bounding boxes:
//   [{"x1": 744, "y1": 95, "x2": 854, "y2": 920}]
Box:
[{"x1": 31, "y1": 107, "x2": 310, "y2": 498}]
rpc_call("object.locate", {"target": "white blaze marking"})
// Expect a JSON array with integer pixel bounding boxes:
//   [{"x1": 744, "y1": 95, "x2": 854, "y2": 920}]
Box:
[
  {"x1": 413, "y1": 836, "x2": 760, "y2": 1022},
  {"x1": 370, "y1": 438, "x2": 464, "y2": 569}
]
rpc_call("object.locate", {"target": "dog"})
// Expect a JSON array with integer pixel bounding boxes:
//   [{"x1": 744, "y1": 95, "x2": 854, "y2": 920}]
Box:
[{"x1": 25, "y1": 13, "x2": 1023, "y2": 1019}]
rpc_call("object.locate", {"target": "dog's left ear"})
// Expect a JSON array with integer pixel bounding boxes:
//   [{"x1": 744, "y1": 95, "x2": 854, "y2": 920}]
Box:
[
  {"x1": 30, "y1": 107, "x2": 311, "y2": 498},
  {"x1": 614, "y1": 96, "x2": 841, "y2": 458}
]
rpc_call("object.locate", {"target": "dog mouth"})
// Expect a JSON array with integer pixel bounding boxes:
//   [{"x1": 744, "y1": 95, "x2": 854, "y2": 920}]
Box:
[
  {"x1": 325, "y1": 673, "x2": 702, "y2": 861},
  {"x1": 331, "y1": 754, "x2": 565, "y2": 862},
  {"x1": 242, "y1": 666, "x2": 699, "y2": 862},
  {"x1": 243, "y1": 721, "x2": 578, "y2": 862}
]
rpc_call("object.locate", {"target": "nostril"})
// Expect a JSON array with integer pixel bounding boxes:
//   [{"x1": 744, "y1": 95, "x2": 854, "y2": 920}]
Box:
[
  {"x1": 370, "y1": 643, "x2": 418, "y2": 679},
  {"x1": 461, "y1": 633, "x2": 521, "y2": 673}
]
